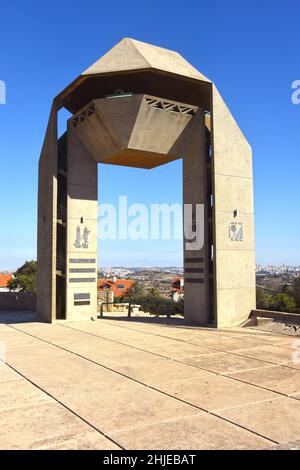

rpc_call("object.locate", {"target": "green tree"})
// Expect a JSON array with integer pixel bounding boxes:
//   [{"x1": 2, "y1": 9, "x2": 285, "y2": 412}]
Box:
[
  {"x1": 136, "y1": 294, "x2": 176, "y2": 316},
  {"x1": 8, "y1": 260, "x2": 37, "y2": 295},
  {"x1": 119, "y1": 285, "x2": 184, "y2": 317},
  {"x1": 282, "y1": 283, "x2": 293, "y2": 295},
  {"x1": 125, "y1": 281, "x2": 145, "y2": 299},
  {"x1": 256, "y1": 286, "x2": 271, "y2": 310},
  {"x1": 174, "y1": 297, "x2": 184, "y2": 316},
  {"x1": 147, "y1": 287, "x2": 160, "y2": 297},
  {"x1": 293, "y1": 276, "x2": 300, "y2": 308},
  {"x1": 269, "y1": 293, "x2": 297, "y2": 313}
]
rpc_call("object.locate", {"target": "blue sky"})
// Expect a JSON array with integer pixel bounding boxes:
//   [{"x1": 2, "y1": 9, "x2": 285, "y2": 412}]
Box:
[{"x1": 0, "y1": 0, "x2": 299, "y2": 269}]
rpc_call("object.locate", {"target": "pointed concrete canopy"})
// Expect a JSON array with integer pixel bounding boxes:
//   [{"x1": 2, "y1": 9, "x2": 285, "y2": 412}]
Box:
[
  {"x1": 82, "y1": 38, "x2": 211, "y2": 83},
  {"x1": 55, "y1": 38, "x2": 212, "y2": 112}
]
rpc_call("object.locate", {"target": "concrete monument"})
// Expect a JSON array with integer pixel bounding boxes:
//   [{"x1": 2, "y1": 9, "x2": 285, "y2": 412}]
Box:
[{"x1": 37, "y1": 38, "x2": 255, "y2": 327}]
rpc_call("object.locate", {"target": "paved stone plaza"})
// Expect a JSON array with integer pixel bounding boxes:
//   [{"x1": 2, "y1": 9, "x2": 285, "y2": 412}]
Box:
[{"x1": 1, "y1": 313, "x2": 300, "y2": 449}]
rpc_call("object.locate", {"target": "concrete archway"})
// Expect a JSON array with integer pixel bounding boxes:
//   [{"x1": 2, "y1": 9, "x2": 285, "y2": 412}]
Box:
[{"x1": 37, "y1": 38, "x2": 255, "y2": 327}]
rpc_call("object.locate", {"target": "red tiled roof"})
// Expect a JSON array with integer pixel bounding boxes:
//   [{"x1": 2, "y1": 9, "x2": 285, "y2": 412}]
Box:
[
  {"x1": 97, "y1": 279, "x2": 135, "y2": 298},
  {"x1": 0, "y1": 274, "x2": 13, "y2": 288},
  {"x1": 172, "y1": 276, "x2": 184, "y2": 282},
  {"x1": 172, "y1": 276, "x2": 184, "y2": 292}
]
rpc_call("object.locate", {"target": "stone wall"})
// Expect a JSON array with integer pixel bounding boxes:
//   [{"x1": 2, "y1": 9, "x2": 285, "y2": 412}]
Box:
[
  {"x1": 0, "y1": 292, "x2": 36, "y2": 311},
  {"x1": 251, "y1": 309, "x2": 300, "y2": 323}
]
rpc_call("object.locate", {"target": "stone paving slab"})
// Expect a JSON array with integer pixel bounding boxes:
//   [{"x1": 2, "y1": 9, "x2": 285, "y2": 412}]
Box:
[
  {"x1": 193, "y1": 337, "x2": 265, "y2": 352},
  {"x1": 1, "y1": 315, "x2": 300, "y2": 449},
  {"x1": 110, "y1": 413, "x2": 273, "y2": 450},
  {"x1": 65, "y1": 321, "x2": 218, "y2": 357},
  {"x1": 0, "y1": 374, "x2": 51, "y2": 412},
  {"x1": 98, "y1": 321, "x2": 230, "y2": 343},
  {"x1": 216, "y1": 397, "x2": 300, "y2": 443},
  {"x1": 56, "y1": 379, "x2": 198, "y2": 435},
  {"x1": 230, "y1": 332, "x2": 299, "y2": 349},
  {"x1": 156, "y1": 375, "x2": 280, "y2": 412},
  {"x1": 0, "y1": 326, "x2": 199, "y2": 436},
  {"x1": 114, "y1": 357, "x2": 214, "y2": 386},
  {"x1": 284, "y1": 362, "x2": 300, "y2": 371},
  {"x1": 0, "y1": 363, "x2": 20, "y2": 383},
  {"x1": 234, "y1": 344, "x2": 295, "y2": 365},
  {"x1": 0, "y1": 364, "x2": 119, "y2": 450},
  {"x1": 5, "y1": 324, "x2": 161, "y2": 368},
  {"x1": 181, "y1": 351, "x2": 271, "y2": 374},
  {"x1": 0, "y1": 400, "x2": 120, "y2": 450},
  {"x1": 270, "y1": 439, "x2": 300, "y2": 450},
  {"x1": 227, "y1": 365, "x2": 300, "y2": 396}
]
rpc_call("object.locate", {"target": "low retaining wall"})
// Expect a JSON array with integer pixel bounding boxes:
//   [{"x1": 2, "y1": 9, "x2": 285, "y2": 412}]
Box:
[
  {"x1": 0, "y1": 292, "x2": 36, "y2": 311},
  {"x1": 251, "y1": 309, "x2": 300, "y2": 323}
]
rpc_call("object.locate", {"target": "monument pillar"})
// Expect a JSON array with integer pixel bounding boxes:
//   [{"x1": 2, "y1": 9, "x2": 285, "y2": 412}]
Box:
[
  {"x1": 37, "y1": 103, "x2": 58, "y2": 322},
  {"x1": 64, "y1": 125, "x2": 98, "y2": 321},
  {"x1": 183, "y1": 108, "x2": 211, "y2": 324}
]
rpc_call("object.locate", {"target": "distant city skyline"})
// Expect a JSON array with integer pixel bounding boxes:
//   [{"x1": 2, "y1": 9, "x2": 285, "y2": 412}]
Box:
[
  {"x1": 2, "y1": 263, "x2": 300, "y2": 275},
  {"x1": 1, "y1": 1, "x2": 299, "y2": 270}
]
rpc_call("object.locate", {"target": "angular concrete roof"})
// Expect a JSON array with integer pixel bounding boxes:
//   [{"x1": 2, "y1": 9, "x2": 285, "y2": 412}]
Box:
[
  {"x1": 83, "y1": 38, "x2": 211, "y2": 83},
  {"x1": 55, "y1": 38, "x2": 212, "y2": 111}
]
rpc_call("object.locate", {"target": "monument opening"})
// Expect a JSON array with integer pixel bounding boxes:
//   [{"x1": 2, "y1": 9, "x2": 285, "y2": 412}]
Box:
[{"x1": 97, "y1": 155, "x2": 184, "y2": 317}]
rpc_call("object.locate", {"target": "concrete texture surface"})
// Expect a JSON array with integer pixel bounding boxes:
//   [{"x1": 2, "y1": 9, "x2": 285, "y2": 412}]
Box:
[{"x1": 1, "y1": 312, "x2": 300, "y2": 450}]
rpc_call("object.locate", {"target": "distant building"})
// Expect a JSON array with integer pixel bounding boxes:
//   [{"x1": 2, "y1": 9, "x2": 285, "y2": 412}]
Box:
[
  {"x1": 172, "y1": 276, "x2": 184, "y2": 302},
  {"x1": 97, "y1": 277, "x2": 135, "y2": 299},
  {"x1": 0, "y1": 274, "x2": 13, "y2": 292}
]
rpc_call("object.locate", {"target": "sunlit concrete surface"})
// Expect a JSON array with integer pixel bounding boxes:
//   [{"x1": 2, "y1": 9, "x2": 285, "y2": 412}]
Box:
[{"x1": 1, "y1": 312, "x2": 300, "y2": 449}]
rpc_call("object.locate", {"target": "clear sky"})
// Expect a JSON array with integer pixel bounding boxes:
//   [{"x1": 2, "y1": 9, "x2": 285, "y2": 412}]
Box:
[{"x1": 0, "y1": 0, "x2": 299, "y2": 270}]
